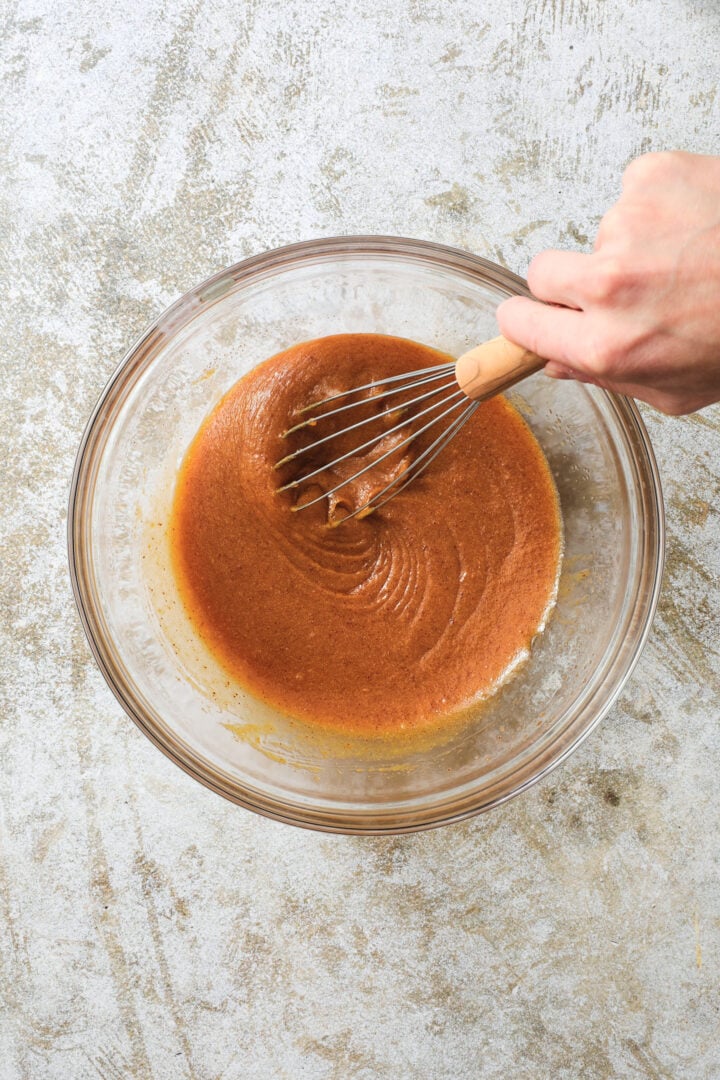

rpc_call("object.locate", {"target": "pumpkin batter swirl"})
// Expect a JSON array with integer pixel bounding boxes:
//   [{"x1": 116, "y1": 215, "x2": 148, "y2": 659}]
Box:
[{"x1": 169, "y1": 334, "x2": 561, "y2": 735}]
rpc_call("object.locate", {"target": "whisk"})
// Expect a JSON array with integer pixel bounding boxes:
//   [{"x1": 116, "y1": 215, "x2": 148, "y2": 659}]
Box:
[{"x1": 276, "y1": 336, "x2": 543, "y2": 522}]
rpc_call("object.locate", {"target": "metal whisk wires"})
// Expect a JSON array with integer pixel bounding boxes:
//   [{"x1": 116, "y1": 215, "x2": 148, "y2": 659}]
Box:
[{"x1": 275, "y1": 363, "x2": 479, "y2": 521}]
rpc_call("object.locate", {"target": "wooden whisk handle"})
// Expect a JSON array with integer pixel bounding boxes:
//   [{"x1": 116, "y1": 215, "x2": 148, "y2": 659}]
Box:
[{"x1": 455, "y1": 336, "x2": 544, "y2": 401}]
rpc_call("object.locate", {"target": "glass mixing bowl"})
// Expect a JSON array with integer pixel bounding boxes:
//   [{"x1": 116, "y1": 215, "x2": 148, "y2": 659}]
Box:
[{"x1": 68, "y1": 237, "x2": 664, "y2": 833}]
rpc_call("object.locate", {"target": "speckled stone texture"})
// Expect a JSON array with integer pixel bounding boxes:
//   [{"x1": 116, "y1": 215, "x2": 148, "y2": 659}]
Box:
[{"x1": 2, "y1": 1, "x2": 720, "y2": 1077}]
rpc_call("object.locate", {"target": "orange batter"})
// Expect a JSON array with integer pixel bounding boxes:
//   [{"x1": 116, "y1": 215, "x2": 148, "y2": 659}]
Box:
[{"x1": 169, "y1": 334, "x2": 561, "y2": 736}]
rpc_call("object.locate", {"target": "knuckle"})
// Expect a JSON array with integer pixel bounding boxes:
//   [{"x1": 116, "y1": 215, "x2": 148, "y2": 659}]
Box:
[
  {"x1": 624, "y1": 152, "x2": 661, "y2": 183},
  {"x1": 584, "y1": 331, "x2": 620, "y2": 377},
  {"x1": 588, "y1": 256, "x2": 627, "y2": 303},
  {"x1": 623, "y1": 150, "x2": 681, "y2": 188},
  {"x1": 595, "y1": 208, "x2": 621, "y2": 248},
  {"x1": 655, "y1": 149, "x2": 687, "y2": 170},
  {"x1": 526, "y1": 251, "x2": 554, "y2": 295},
  {"x1": 495, "y1": 295, "x2": 525, "y2": 336}
]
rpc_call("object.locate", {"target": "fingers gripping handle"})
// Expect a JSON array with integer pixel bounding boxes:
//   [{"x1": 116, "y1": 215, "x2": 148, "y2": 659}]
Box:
[{"x1": 455, "y1": 336, "x2": 544, "y2": 401}]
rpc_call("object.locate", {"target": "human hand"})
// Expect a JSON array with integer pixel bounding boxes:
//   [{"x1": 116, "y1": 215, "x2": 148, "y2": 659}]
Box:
[{"x1": 496, "y1": 151, "x2": 720, "y2": 415}]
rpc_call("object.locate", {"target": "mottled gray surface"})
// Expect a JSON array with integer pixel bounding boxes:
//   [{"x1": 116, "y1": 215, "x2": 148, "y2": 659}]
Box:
[{"x1": 2, "y1": 1, "x2": 720, "y2": 1077}]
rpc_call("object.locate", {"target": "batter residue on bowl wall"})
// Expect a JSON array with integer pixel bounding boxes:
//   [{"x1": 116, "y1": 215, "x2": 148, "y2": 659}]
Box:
[{"x1": 169, "y1": 334, "x2": 562, "y2": 736}]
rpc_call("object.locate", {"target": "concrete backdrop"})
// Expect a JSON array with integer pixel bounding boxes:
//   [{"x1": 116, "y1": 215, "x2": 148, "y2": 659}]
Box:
[{"x1": 1, "y1": 1, "x2": 719, "y2": 1076}]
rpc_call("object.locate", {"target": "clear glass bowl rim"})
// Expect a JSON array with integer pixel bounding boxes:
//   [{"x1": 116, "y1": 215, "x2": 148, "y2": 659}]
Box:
[{"x1": 68, "y1": 235, "x2": 665, "y2": 834}]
